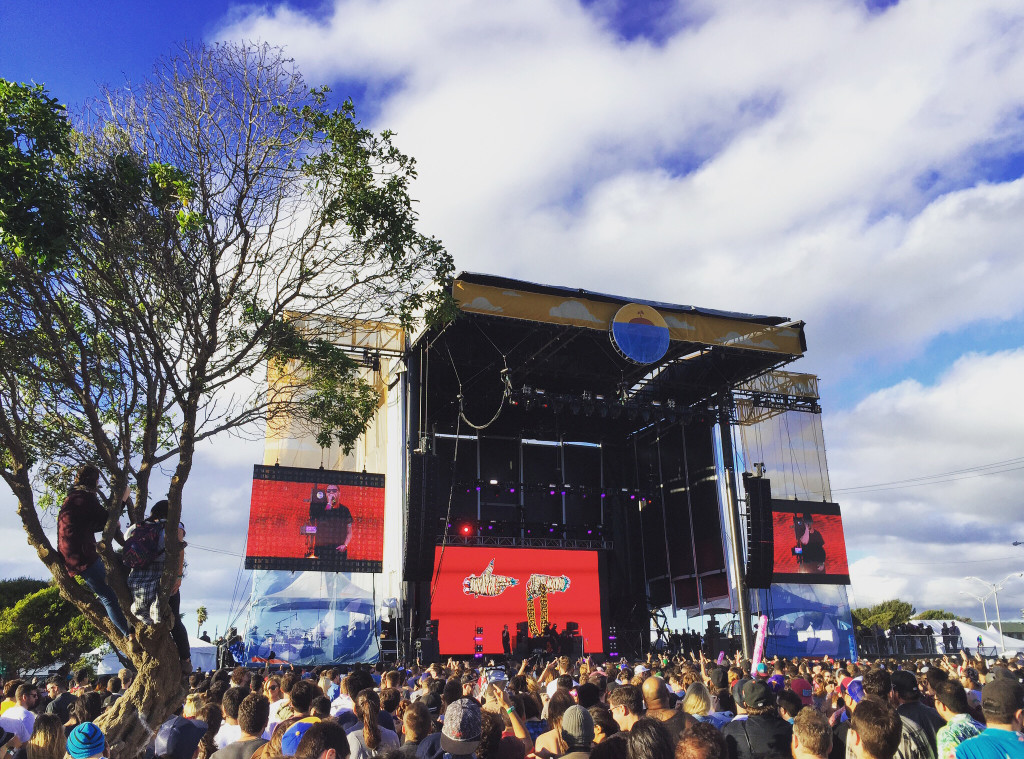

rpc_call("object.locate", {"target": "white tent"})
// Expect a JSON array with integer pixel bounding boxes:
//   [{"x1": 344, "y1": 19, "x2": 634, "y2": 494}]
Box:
[
  {"x1": 917, "y1": 619, "x2": 1024, "y2": 656},
  {"x1": 89, "y1": 635, "x2": 218, "y2": 674}
]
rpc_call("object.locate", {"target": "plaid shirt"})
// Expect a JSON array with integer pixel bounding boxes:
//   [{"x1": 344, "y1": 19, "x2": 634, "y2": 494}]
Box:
[
  {"x1": 126, "y1": 519, "x2": 184, "y2": 623},
  {"x1": 938, "y1": 713, "x2": 985, "y2": 759}
]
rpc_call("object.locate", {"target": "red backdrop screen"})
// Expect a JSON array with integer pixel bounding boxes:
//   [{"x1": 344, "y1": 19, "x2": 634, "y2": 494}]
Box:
[
  {"x1": 771, "y1": 501, "x2": 849, "y2": 584},
  {"x1": 430, "y1": 547, "x2": 603, "y2": 655},
  {"x1": 245, "y1": 465, "x2": 384, "y2": 573}
]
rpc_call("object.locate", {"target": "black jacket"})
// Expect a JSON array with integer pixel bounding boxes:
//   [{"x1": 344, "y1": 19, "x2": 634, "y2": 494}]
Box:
[{"x1": 722, "y1": 714, "x2": 794, "y2": 759}]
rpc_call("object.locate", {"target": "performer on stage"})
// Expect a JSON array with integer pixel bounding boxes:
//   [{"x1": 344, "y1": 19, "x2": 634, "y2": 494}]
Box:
[
  {"x1": 310, "y1": 483, "x2": 354, "y2": 558},
  {"x1": 502, "y1": 624, "x2": 512, "y2": 657},
  {"x1": 793, "y1": 512, "x2": 826, "y2": 573}
]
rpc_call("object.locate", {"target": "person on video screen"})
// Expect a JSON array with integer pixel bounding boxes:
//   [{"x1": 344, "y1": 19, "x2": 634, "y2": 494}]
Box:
[
  {"x1": 310, "y1": 483, "x2": 353, "y2": 558},
  {"x1": 793, "y1": 512, "x2": 826, "y2": 573}
]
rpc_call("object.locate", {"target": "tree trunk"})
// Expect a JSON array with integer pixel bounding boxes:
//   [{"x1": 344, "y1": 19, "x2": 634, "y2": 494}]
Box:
[{"x1": 97, "y1": 631, "x2": 185, "y2": 759}]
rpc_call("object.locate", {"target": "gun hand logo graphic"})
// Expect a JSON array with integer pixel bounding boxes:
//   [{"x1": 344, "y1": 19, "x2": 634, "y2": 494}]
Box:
[
  {"x1": 463, "y1": 559, "x2": 519, "y2": 597},
  {"x1": 460, "y1": 565, "x2": 572, "y2": 637},
  {"x1": 526, "y1": 573, "x2": 570, "y2": 636}
]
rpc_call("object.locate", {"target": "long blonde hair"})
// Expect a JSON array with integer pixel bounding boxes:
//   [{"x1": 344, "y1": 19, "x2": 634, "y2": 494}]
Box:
[
  {"x1": 26, "y1": 714, "x2": 65, "y2": 759},
  {"x1": 681, "y1": 682, "x2": 713, "y2": 717}
]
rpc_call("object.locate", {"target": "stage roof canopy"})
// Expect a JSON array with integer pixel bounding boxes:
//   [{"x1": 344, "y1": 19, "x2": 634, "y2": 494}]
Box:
[{"x1": 415, "y1": 273, "x2": 807, "y2": 435}]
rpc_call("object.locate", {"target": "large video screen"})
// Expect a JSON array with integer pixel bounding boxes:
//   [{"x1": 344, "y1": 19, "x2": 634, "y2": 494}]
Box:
[
  {"x1": 771, "y1": 501, "x2": 850, "y2": 584},
  {"x1": 245, "y1": 465, "x2": 384, "y2": 573},
  {"x1": 431, "y1": 547, "x2": 603, "y2": 655}
]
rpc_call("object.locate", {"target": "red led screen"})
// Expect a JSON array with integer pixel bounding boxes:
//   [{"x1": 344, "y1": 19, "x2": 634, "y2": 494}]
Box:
[
  {"x1": 771, "y1": 501, "x2": 850, "y2": 584},
  {"x1": 245, "y1": 465, "x2": 384, "y2": 573},
  {"x1": 431, "y1": 547, "x2": 603, "y2": 655}
]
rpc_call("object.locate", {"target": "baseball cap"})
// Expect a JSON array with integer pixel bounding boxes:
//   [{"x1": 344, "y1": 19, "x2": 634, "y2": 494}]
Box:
[
  {"x1": 743, "y1": 680, "x2": 775, "y2": 709},
  {"x1": 282, "y1": 717, "x2": 320, "y2": 756},
  {"x1": 732, "y1": 677, "x2": 750, "y2": 707},
  {"x1": 420, "y1": 693, "x2": 442, "y2": 715},
  {"x1": 67, "y1": 723, "x2": 106, "y2": 759},
  {"x1": 709, "y1": 667, "x2": 729, "y2": 690},
  {"x1": 560, "y1": 705, "x2": 594, "y2": 748},
  {"x1": 441, "y1": 698, "x2": 482, "y2": 755},
  {"x1": 790, "y1": 678, "x2": 813, "y2": 706},
  {"x1": 982, "y1": 678, "x2": 1024, "y2": 719},
  {"x1": 988, "y1": 665, "x2": 1014, "y2": 681},
  {"x1": 154, "y1": 716, "x2": 208, "y2": 759},
  {"x1": 891, "y1": 671, "x2": 920, "y2": 700},
  {"x1": 634, "y1": 664, "x2": 650, "y2": 676},
  {"x1": 754, "y1": 662, "x2": 769, "y2": 678},
  {"x1": 766, "y1": 674, "x2": 786, "y2": 694},
  {"x1": 845, "y1": 677, "x2": 865, "y2": 704}
]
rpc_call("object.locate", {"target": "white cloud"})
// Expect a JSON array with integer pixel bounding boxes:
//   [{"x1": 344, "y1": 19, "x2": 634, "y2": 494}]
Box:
[
  {"x1": 826, "y1": 349, "x2": 1024, "y2": 616},
  {"x1": 548, "y1": 299, "x2": 603, "y2": 323},
  {"x1": 215, "y1": 0, "x2": 1024, "y2": 382},
  {"x1": 208, "y1": 0, "x2": 1024, "y2": 627},
  {"x1": 464, "y1": 296, "x2": 503, "y2": 312}
]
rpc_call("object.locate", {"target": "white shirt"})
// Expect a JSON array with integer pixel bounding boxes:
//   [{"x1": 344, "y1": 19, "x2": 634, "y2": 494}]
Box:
[
  {"x1": 0, "y1": 706, "x2": 35, "y2": 743},
  {"x1": 330, "y1": 694, "x2": 354, "y2": 717},
  {"x1": 215, "y1": 722, "x2": 242, "y2": 749}
]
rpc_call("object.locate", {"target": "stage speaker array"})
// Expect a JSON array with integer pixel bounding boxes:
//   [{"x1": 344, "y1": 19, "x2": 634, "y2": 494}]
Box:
[
  {"x1": 406, "y1": 452, "x2": 441, "y2": 582},
  {"x1": 415, "y1": 638, "x2": 440, "y2": 665},
  {"x1": 743, "y1": 473, "x2": 774, "y2": 589}
]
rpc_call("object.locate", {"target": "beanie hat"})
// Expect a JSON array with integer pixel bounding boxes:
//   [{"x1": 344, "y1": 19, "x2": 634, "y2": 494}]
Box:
[
  {"x1": 67, "y1": 723, "x2": 106, "y2": 759},
  {"x1": 560, "y1": 705, "x2": 594, "y2": 748},
  {"x1": 441, "y1": 698, "x2": 482, "y2": 755}
]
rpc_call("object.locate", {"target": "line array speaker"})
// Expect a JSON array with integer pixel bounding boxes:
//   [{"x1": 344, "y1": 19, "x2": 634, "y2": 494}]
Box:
[
  {"x1": 405, "y1": 452, "x2": 440, "y2": 582},
  {"x1": 743, "y1": 473, "x2": 774, "y2": 589}
]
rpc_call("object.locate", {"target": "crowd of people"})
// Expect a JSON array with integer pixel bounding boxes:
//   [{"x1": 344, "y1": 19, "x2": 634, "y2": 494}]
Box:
[
  {"x1": 2, "y1": 647, "x2": 1023, "y2": 759},
  {"x1": 13, "y1": 464, "x2": 1024, "y2": 759}
]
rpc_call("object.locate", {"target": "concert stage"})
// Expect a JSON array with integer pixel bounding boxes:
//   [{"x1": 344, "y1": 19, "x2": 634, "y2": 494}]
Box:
[
  {"x1": 403, "y1": 273, "x2": 811, "y2": 659},
  {"x1": 242, "y1": 272, "x2": 854, "y2": 665}
]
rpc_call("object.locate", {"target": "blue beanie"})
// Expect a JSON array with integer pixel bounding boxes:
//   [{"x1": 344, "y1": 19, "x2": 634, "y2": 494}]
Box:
[{"x1": 68, "y1": 723, "x2": 106, "y2": 759}]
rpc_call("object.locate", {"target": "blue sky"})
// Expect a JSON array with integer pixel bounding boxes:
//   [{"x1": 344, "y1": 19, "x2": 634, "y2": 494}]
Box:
[{"x1": 4, "y1": 0, "x2": 1024, "y2": 637}]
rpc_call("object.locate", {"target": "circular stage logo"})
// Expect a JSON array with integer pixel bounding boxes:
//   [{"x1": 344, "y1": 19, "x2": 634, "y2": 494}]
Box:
[{"x1": 609, "y1": 303, "x2": 670, "y2": 364}]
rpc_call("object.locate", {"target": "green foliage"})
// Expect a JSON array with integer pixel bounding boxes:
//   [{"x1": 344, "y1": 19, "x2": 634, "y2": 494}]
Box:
[
  {"x1": 0, "y1": 81, "x2": 75, "y2": 274},
  {"x1": 852, "y1": 599, "x2": 916, "y2": 630},
  {"x1": 0, "y1": 577, "x2": 48, "y2": 611},
  {"x1": 0, "y1": 585, "x2": 104, "y2": 673},
  {"x1": 0, "y1": 42, "x2": 452, "y2": 520},
  {"x1": 915, "y1": 609, "x2": 972, "y2": 622},
  {"x1": 195, "y1": 605, "x2": 207, "y2": 636}
]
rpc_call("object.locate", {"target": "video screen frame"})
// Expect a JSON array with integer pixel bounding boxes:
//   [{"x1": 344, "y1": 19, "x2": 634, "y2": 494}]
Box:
[
  {"x1": 770, "y1": 500, "x2": 850, "y2": 585},
  {"x1": 245, "y1": 465, "x2": 385, "y2": 573},
  {"x1": 430, "y1": 546, "x2": 605, "y2": 655}
]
